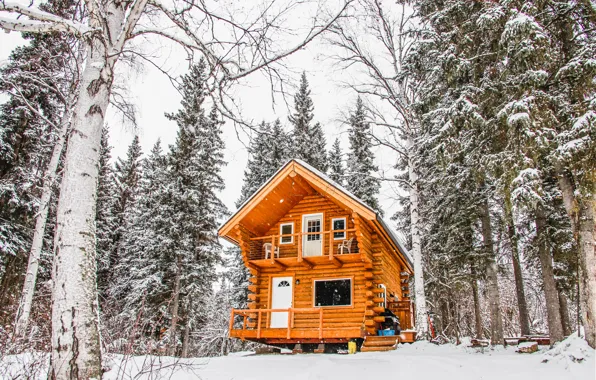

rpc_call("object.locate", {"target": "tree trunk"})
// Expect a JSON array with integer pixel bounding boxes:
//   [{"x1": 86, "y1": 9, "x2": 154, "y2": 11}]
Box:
[
  {"x1": 181, "y1": 320, "x2": 190, "y2": 358},
  {"x1": 480, "y1": 198, "x2": 504, "y2": 345},
  {"x1": 556, "y1": 169, "x2": 595, "y2": 348},
  {"x1": 407, "y1": 137, "x2": 428, "y2": 336},
  {"x1": 504, "y1": 201, "x2": 531, "y2": 336},
  {"x1": 168, "y1": 254, "x2": 182, "y2": 356},
  {"x1": 577, "y1": 197, "x2": 595, "y2": 347},
  {"x1": 14, "y1": 101, "x2": 72, "y2": 339},
  {"x1": 535, "y1": 204, "x2": 564, "y2": 344},
  {"x1": 558, "y1": 290, "x2": 572, "y2": 337},
  {"x1": 470, "y1": 265, "x2": 483, "y2": 339},
  {"x1": 49, "y1": 43, "x2": 111, "y2": 379}
]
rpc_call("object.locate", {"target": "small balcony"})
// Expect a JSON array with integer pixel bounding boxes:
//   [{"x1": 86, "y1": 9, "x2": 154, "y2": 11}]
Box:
[{"x1": 246, "y1": 229, "x2": 364, "y2": 270}]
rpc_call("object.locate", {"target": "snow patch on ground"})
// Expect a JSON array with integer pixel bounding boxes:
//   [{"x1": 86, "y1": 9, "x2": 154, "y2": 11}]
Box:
[
  {"x1": 1, "y1": 339, "x2": 594, "y2": 380},
  {"x1": 541, "y1": 333, "x2": 593, "y2": 369}
]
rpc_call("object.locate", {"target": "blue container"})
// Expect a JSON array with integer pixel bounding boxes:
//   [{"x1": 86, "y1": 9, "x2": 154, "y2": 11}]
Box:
[{"x1": 379, "y1": 329, "x2": 395, "y2": 336}]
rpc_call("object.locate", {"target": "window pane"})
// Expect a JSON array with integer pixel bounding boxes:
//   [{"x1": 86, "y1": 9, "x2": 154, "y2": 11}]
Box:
[
  {"x1": 333, "y1": 219, "x2": 345, "y2": 239},
  {"x1": 314, "y1": 279, "x2": 351, "y2": 306},
  {"x1": 280, "y1": 224, "x2": 292, "y2": 243},
  {"x1": 307, "y1": 220, "x2": 321, "y2": 241}
]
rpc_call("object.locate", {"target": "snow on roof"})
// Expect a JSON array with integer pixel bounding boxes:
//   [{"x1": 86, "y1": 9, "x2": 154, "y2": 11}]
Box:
[{"x1": 221, "y1": 158, "x2": 413, "y2": 268}]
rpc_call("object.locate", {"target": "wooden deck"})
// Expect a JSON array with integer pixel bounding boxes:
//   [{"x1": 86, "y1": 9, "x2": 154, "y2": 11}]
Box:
[
  {"x1": 229, "y1": 307, "x2": 365, "y2": 344},
  {"x1": 248, "y1": 252, "x2": 367, "y2": 271}
]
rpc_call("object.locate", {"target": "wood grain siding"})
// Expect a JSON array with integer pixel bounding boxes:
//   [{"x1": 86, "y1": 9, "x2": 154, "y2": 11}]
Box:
[
  {"x1": 253, "y1": 263, "x2": 368, "y2": 334},
  {"x1": 262, "y1": 194, "x2": 355, "y2": 258}
]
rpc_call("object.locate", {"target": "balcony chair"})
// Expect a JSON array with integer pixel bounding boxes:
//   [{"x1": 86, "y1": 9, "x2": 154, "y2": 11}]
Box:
[
  {"x1": 337, "y1": 237, "x2": 354, "y2": 255},
  {"x1": 263, "y1": 243, "x2": 280, "y2": 259}
]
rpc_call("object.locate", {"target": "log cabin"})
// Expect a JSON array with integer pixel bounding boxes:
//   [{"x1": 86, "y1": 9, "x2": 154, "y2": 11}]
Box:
[{"x1": 218, "y1": 159, "x2": 416, "y2": 352}]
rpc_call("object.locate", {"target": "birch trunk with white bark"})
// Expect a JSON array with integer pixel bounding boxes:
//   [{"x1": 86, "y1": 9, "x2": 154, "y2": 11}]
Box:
[
  {"x1": 49, "y1": 42, "x2": 111, "y2": 378},
  {"x1": 407, "y1": 136, "x2": 428, "y2": 337},
  {"x1": 480, "y1": 198, "x2": 504, "y2": 345},
  {"x1": 14, "y1": 99, "x2": 72, "y2": 339}
]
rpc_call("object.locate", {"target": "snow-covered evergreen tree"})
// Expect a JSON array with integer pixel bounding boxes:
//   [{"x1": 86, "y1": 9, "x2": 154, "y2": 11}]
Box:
[
  {"x1": 96, "y1": 127, "x2": 117, "y2": 295},
  {"x1": 236, "y1": 119, "x2": 290, "y2": 207},
  {"x1": 328, "y1": 138, "x2": 345, "y2": 185},
  {"x1": 289, "y1": 72, "x2": 327, "y2": 171},
  {"x1": 345, "y1": 97, "x2": 381, "y2": 213},
  {"x1": 113, "y1": 60, "x2": 229, "y2": 355}
]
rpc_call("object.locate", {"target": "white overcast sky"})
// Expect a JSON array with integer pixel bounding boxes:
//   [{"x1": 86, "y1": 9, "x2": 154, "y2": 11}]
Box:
[{"x1": 0, "y1": 8, "x2": 405, "y2": 222}]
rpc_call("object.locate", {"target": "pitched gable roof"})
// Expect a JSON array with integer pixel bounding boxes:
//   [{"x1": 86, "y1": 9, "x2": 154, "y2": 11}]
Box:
[{"x1": 218, "y1": 159, "x2": 413, "y2": 269}]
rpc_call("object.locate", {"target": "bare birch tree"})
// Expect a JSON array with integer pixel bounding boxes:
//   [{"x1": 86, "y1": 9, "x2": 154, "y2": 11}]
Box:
[
  {"x1": 327, "y1": 0, "x2": 429, "y2": 336},
  {"x1": 0, "y1": 0, "x2": 353, "y2": 377}
]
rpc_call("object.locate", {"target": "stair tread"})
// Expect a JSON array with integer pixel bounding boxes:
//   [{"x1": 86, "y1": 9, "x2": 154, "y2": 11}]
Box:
[
  {"x1": 363, "y1": 341, "x2": 398, "y2": 347},
  {"x1": 361, "y1": 346, "x2": 396, "y2": 352}
]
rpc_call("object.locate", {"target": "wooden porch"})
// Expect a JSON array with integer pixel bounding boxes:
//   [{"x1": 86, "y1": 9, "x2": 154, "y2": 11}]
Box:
[{"x1": 229, "y1": 308, "x2": 364, "y2": 343}]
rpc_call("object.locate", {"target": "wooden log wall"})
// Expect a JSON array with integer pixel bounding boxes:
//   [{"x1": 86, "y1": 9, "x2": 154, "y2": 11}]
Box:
[
  {"x1": 261, "y1": 194, "x2": 356, "y2": 258},
  {"x1": 251, "y1": 262, "x2": 370, "y2": 332}
]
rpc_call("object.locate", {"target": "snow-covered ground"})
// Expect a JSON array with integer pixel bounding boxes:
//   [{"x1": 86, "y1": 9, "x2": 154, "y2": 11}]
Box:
[{"x1": 2, "y1": 334, "x2": 594, "y2": 380}]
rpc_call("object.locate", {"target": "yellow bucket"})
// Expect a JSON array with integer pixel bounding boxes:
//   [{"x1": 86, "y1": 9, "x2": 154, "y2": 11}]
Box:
[{"x1": 348, "y1": 341, "x2": 357, "y2": 354}]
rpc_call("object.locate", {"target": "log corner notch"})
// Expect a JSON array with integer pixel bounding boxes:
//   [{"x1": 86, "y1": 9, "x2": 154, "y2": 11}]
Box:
[{"x1": 218, "y1": 159, "x2": 415, "y2": 347}]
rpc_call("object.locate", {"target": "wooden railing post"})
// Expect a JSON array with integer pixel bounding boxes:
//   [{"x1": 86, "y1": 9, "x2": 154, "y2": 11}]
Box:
[
  {"x1": 257, "y1": 311, "x2": 262, "y2": 339},
  {"x1": 287, "y1": 308, "x2": 293, "y2": 339},
  {"x1": 297, "y1": 231, "x2": 303, "y2": 262},
  {"x1": 229, "y1": 309, "x2": 235, "y2": 333}
]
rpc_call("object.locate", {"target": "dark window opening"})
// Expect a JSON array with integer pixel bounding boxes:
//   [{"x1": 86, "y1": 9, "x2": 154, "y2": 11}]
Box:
[
  {"x1": 280, "y1": 223, "x2": 293, "y2": 244},
  {"x1": 314, "y1": 279, "x2": 351, "y2": 307},
  {"x1": 333, "y1": 218, "x2": 346, "y2": 239}
]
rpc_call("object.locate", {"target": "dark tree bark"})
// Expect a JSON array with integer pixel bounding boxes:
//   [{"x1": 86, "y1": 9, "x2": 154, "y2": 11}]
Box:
[
  {"x1": 505, "y1": 208, "x2": 531, "y2": 336},
  {"x1": 470, "y1": 264, "x2": 483, "y2": 339},
  {"x1": 558, "y1": 290, "x2": 572, "y2": 337},
  {"x1": 535, "y1": 205, "x2": 564, "y2": 344}
]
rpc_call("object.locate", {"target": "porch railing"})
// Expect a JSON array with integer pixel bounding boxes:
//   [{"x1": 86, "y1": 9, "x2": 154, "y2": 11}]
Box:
[
  {"x1": 229, "y1": 307, "x2": 324, "y2": 339},
  {"x1": 387, "y1": 300, "x2": 414, "y2": 330},
  {"x1": 247, "y1": 229, "x2": 358, "y2": 260}
]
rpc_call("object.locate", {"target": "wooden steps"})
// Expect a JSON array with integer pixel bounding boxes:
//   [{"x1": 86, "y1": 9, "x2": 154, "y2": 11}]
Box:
[{"x1": 361, "y1": 335, "x2": 399, "y2": 352}]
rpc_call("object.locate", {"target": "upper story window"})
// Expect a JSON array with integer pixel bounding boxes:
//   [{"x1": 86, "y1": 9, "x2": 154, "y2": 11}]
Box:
[
  {"x1": 279, "y1": 222, "x2": 294, "y2": 244},
  {"x1": 332, "y1": 217, "x2": 346, "y2": 240}
]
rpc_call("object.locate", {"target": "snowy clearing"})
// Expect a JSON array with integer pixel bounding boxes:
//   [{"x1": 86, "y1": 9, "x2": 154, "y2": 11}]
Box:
[{"x1": 2, "y1": 335, "x2": 594, "y2": 380}]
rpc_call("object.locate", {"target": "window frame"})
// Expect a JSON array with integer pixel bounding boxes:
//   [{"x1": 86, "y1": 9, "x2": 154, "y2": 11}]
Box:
[
  {"x1": 279, "y1": 222, "x2": 294, "y2": 244},
  {"x1": 331, "y1": 217, "x2": 347, "y2": 240},
  {"x1": 312, "y1": 277, "x2": 354, "y2": 308}
]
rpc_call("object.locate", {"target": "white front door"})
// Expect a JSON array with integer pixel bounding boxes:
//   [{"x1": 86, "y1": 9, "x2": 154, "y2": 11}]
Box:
[
  {"x1": 270, "y1": 276, "x2": 293, "y2": 328},
  {"x1": 302, "y1": 213, "x2": 323, "y2": 257}
]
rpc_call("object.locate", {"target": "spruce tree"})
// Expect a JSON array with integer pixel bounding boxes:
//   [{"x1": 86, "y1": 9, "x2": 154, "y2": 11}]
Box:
[
  {"x1": 96, "y1": 128, "x2": 117, "y2": 295},
  {"x1": 109, "y1": 135, "x2": 143, "y2": 281},
  {"x1": 289, "y1": 72, "x2": 327, "y2": 171},
  {"x1": 345, "y1": 97, "x2": 381, "y2": 213},
  {"x1": 165, "y1": 59, "x2": 228, "y2": 355},
  {"x1": 328, "y1": 138, "x2": 345, "y2": 185},
  {"x1": 236, "y1": 119, "x2": 290, "y2": 207}
]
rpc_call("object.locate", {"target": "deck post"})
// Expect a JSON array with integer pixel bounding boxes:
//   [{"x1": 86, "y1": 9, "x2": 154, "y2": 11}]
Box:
[
  {"x1": 243, "y1": 314, "x2": 247, "y2": 330},
  {"x1": 270, "y1": 236, "x2": 275, "y2": 264},
  {"x1": 229, "y1": 309, "x2": 235, "y2": 335},
  {"x1": 319, "y1": 308, "x2": 323, "y2": 339},
  {"x1": 287, "y1": 309, "x2": 293, "y2": 339},
  {"x1": 297, "y1": 231, "x2": 302, "y2": 262},
  {"x1": 329, "y1": 231, "x2": 334, "y2": 261},
  {"x1": 257, "y1": 311, "x2": 262, "y2": 339}
]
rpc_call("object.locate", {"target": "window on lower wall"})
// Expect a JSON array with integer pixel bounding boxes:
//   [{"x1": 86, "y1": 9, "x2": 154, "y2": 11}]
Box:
[{"x1": 314, "y1": 278, "x2": 352, "y2": 307}]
